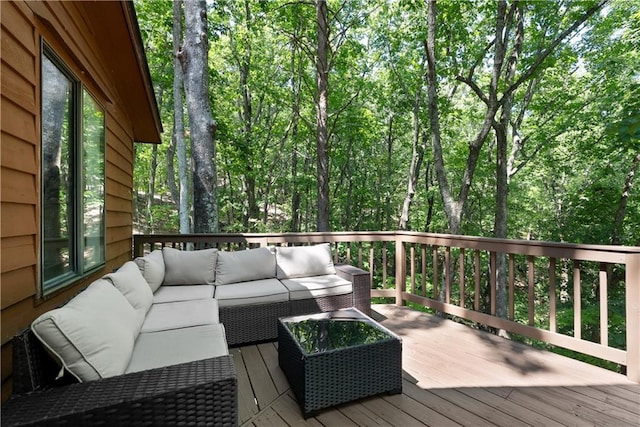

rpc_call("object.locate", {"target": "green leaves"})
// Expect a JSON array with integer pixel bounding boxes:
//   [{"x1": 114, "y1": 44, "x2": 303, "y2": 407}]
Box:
[{"x1": 131, "y1": 0, "x2": 638, "y2": 244}]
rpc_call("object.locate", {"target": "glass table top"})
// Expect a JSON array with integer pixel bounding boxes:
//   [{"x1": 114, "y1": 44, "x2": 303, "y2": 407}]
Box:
[{"x1": 281, "y1": 309, "x2": 396, "y2": 354}]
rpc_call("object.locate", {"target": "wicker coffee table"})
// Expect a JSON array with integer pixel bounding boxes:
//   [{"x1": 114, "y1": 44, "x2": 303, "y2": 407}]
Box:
[{"x1": 277, "y1": 308, "x2": 402, "y2": 418}]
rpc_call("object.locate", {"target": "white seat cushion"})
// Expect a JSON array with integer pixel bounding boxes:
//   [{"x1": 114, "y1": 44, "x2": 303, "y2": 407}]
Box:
[
  {"x1": 215, "y1": 247, "x2": 276, "y2": 285},
  {"x1": 153, "y1": 284, "x2": 214, "y2": 303},
  {"x1": 163, "y1": 247, "x2": 217, "y2": 285},
  {"x1": 280, "y1": 275, "x2": 352, "y2": 300},
  {"x1": 134, "y1": 249, "x2": 165, "y2": 292},
  {"x1": 214, "y1": 278, "x2": 289, "y2": 307},
  {"x1": 140, "y1": 299, "x2": 220, "y2": 333},
  {"x1": 126, "y1": 324, "x2": 228, "y2": 374},
  {"x1": 275, "y1": 243, "x2": 336, "y2": 279},
  {"x1": 31, "y1": 280, "x2": 139, "y2": 382},
  {"x1": 103, "y1": 261, "x2": 154, "y2": 326}
]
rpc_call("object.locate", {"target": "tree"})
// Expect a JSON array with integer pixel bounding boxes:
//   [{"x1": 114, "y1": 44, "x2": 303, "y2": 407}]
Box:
[
  {"x1": 316, "y1": 0, "x2": 330, "y2": 231},
  {"x1": 179, "y1": 0, "x2": 219, "y2": 233},
  {"x1": 173, "y1": 0, "x2": 191, "y2": 234}
]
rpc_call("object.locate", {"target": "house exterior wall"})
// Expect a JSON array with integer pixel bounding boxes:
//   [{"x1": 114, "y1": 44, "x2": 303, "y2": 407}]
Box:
[{"x1": 0, "y1": 1, "x2": 155, "y2": 400}]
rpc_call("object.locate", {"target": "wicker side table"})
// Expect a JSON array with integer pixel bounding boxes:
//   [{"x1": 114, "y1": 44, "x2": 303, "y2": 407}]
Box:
[{"x1": 277, "y1": 308, "x2": 402, "y2": 418}]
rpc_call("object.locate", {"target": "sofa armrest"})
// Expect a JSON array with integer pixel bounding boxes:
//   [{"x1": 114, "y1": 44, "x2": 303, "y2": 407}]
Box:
[
  {"x1": 2, "y1": 356, "x2": 237, "y2": 426},
  {"x1": 335, "y1": 264, "x2": 371, "y2": 316}
]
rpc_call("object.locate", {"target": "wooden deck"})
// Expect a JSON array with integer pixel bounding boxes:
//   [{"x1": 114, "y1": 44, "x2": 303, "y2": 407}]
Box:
[{"x1": 232, "y1": 304, "x2": 640, "y2": 426}]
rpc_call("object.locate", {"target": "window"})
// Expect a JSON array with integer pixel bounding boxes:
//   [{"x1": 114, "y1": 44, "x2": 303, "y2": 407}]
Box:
[{"x1": 41, "y1": 44, "x2": 105, "y2": 295}]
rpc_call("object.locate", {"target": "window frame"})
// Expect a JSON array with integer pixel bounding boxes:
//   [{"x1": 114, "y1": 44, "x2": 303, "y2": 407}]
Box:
[{"x1": 40, "y1": 42, "x2": 106, "y2": 296}]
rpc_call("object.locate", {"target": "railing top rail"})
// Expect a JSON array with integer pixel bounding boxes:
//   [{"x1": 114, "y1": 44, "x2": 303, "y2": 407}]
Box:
[
  {"x1": 133, "y1": 231, "x2": 639, "y2": 263},
  {"x1": 396, "y1": 230, "x2": 640, "y2": 254}
]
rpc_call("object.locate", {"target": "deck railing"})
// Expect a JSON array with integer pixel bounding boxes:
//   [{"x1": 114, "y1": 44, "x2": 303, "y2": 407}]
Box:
[{"x1": 133, "y1": 231, "x2": 640, "y2": 383}]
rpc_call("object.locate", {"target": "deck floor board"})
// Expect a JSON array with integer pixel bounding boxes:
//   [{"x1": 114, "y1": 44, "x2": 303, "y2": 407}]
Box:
[{"x1": 233, "y1": 304, "x2": 640, "y2": 426}]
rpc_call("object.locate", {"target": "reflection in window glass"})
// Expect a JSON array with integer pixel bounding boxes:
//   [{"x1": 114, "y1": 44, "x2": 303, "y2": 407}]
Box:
[
  {"x1": 41, "y1": 46, "x2": 106, "y2": 295},
  {"x1": 42, "y1": 54, "x2": 74, "y2": 284},
  {"x1": 82, "y1": 90, "x2": 105, "y2": 270}
]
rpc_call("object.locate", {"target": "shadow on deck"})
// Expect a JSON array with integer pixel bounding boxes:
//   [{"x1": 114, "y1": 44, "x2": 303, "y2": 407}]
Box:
[{"x1": 233, "y1": 304, "x2": 640, "y2": 426}]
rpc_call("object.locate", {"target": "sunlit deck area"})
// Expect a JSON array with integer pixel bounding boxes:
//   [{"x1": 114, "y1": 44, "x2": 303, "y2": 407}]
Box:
[{"x1": 234, "y1": 304, "x2": 640, "y2": 426}]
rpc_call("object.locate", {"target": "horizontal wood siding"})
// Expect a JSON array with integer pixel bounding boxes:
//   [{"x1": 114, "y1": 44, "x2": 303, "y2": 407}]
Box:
[
  {"x1": 1, "y1": 1, "x2": 142, "y2": 400},
  {"x1": 1, "y1": 4, "x2": 39, "y2": 387}
]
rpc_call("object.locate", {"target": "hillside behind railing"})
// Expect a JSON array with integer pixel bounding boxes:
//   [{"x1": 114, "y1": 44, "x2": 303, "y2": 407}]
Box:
[{"x1": 133, "y1": 231, "x2": 640, "y2": 383}]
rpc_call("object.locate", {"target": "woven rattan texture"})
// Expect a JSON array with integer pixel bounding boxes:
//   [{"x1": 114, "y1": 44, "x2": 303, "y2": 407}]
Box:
[
  {"x1": 289, "y1": 293, "x2": 353, "y2": 316},
  {"x1": 335, "y1": 265, "x2": 373, "y2": 316},
  {"x1": 222, "y1": 264, "x2": 371, "y2": 346},
  {"x1": 3, "y1": 330, "x2": 238, "y2": 427},
  {"x1": 277, "y1": 316, "x2": 402, "y2": 418},
  {"x1": 220, "y1": 301, "x2": 290, "y2": 346}
]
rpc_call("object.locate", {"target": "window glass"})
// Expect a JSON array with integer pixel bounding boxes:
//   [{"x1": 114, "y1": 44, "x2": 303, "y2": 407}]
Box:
[
  {"x1": 82, "y1": 90, "x2": 105, "y2": 270},
  {"x1": 41, "y1": 54, "x2": 74, "y2": 286},
  {"x1": 41, "y1": 46, "x2": 106, "y2": 295}
]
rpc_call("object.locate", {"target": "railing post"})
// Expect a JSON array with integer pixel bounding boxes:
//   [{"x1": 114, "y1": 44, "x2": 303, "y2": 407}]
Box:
[
  {"x1": 395, "y1": 234, "x2": 406, "y2": 306},
  {"x1": 626, "y1": 253, "x2": 640, "y2": 383}
]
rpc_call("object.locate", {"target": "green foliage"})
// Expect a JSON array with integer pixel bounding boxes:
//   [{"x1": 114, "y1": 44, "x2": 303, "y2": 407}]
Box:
[{"x1": 132, "y1": 0, "x2": 638, "y2": 244}]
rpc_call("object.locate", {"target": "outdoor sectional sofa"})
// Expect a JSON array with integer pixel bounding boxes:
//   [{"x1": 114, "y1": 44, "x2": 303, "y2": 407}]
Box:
[{"x1": 2, "y1": 243, "x2": 371, "y2": 426}]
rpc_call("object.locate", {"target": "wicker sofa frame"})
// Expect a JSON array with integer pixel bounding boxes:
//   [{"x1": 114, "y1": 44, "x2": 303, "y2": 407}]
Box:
[
  {"x1": 2, "y1": 263, "x2": 371, "y2": 425},
  {"x1": 2, "y1": 328, "x2": 238, "y2": 426},
  {"x1": 220, "y1": 263, "x2": 372, "y2": 346}
]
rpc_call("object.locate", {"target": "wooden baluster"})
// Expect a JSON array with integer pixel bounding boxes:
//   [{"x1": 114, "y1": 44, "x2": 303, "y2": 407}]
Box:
[
  {"x1": 490, "y1": 252, "x2": 496, "y2": 316},
  {"x1": 358, "y1": 243, "x2": 363, "y2": 269},
  {"x1": 474, "y1": 250, "x2": 480, "y2": 311},
  {"x1": 395, "y1": 238, "x2": 406, "y2": 306},
  {"x1": 382, "y1": 243, "x2": 388, "y2": 289},
  {"x1": 574, "y1": 260, "x2": 581, "y2": 340},
  {"x1": 528, "y1": 256, "x2": 535, "y2": 326},
  {"x1": 549, "y1": 257, "x2": 557, "y2": 333},
  {"x1": 599, "y1": 263, "x2": 608, "y2": 347},
  {"x1": 509, "y1": 254, "x2": 515, "y2": 321},
  {"x1": 369, "y1": 245, "x2": 374, "y2": 289},
  {"x1": 445, "y1": 247, "x2": 451, "y2": 304},
  {"x1": 433, "y1": 246, "x2": 439, "y2": 300},
  {"x1": 421, "y1": 244, "x2": 427, "y2": 297},
  {"x1": 459, "y1": 248, "x2": 465, "y2": 308},
  {"x1": 410, "y1": 245, "x2": 416, "y2": 295}
]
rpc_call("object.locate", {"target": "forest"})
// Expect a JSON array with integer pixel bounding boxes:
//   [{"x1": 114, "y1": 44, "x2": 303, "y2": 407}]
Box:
[{"x1": 132, "y1": 0, "x2": 639, "y2": 247}]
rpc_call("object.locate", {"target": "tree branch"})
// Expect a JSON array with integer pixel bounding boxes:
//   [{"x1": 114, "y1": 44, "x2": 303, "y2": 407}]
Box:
[{"x1": 500, "y1": 0, "x2": 609, "y2": 104}]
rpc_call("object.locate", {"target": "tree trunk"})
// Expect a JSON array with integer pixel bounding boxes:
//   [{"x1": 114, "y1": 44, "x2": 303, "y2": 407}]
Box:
[
  {"x1": 147, "y1": 143, "x2": 158, "y2": 233},
  {"x1": 611, "y1": 152, "x2": 640, "y2": 245},
  {"x1": 236, "y1": 0, "x2": 259, "y2": 229},
  {"x1": 493, "y1": 1, "x2": 523, "y2": 321},
  {"x1": 289, "y1": 24, "x2": 302, "y2": 232},
  {"x1": 385, "y1": 114, "x2": 393, "y2": 230},
  {"x1": 41, "y1": 63, "x2": 69, "y2": 278},
  {"x1": 424, "y1": 161, "x2": 435, "y2": 232},
  {"x1": 174, "y1": 0, "x2": 191, "y2": 234},
  {"x1": 166, "y1": 130, "x2": 179, "y2": 207},
  {"x1": 316, "y1": 0, "x2": 330, "y2": 231},
  {"x1": 180, "y1": 0, "x2": 218, "y2": 233},
  {"x1": 399, "y1": 90, "x2": 425, "y2": 230}
]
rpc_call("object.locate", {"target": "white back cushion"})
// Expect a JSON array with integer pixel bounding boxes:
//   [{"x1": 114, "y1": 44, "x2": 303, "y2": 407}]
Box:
[
  {"x1": 162, "y1": 247, "x2": 217, "y2": 285},
  {"x1": 103, "y1": 261, "x2": 153, "y2": 326},
  {"x1": 275, "y1": 243, "x2": 336, "y2": 279},
  {"x1": 215, "y1": 247, "x2": 276, "y2": 285},
  {"x1": 134, "y1": 249, "x2": 165, "y2": 292},
  {"x1": 31, "y1": 280, "x2": 139, "y2": 382}
]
